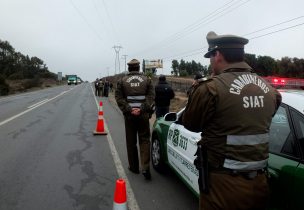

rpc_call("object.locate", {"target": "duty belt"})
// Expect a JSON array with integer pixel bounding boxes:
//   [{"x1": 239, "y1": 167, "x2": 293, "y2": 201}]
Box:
[{"x1": 211, "y1": 168, "x2": 265, "y2": 180}]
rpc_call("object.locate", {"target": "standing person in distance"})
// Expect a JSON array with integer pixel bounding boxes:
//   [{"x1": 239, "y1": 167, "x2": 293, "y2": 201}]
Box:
[
  {"x1": 94, "y1": 78, "x2": 99, "y2": 96},
  {"x1": 115, "y1": 59, "x2": 155, "y2": 180},
  {"x1": 182, "y1": 31, "x2": 282, "y2": 210},
  {"x1": 98, "y1": 79, "x2": 104, "y2": 97},
  {"x1": 154, "y1": 75, "x2": 175, "y2": 118},
  {"x1": 103, "y1": 80, "x2": 109, "y2": 97}
]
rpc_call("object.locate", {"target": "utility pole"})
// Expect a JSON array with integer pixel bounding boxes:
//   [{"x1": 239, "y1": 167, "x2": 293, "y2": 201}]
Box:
[
  {"x1": 122, "y1": 54, "x2": 128, "y2": 72},
  {"x1": 113, "y1": 45, "x2": 122, "y2": 74}
]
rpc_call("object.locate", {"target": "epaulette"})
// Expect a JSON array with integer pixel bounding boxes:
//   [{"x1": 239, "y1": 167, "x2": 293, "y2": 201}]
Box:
[{"x1": 197, "y1": 76, "x2": 213, "y2": 83}]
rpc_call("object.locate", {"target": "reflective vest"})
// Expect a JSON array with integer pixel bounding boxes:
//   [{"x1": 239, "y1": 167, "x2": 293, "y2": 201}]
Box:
[
  {"x1": 205, "y1": 70, "x2": 279, "y2": 170},
  {"x1": 121, "y1": 72, "x2": 149, "y2": 108}
]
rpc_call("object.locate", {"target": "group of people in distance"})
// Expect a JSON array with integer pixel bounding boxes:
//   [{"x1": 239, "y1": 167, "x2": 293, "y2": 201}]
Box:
[
  {"x1": 94, "y1": 78, "x2": 112, "y2": 97},
  {"x1": 113, "y1": 30, "x2": 281, "y2": 210}
]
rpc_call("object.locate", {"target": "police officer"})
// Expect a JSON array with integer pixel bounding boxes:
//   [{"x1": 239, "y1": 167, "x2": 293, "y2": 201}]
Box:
[
  {"x1": 182, "y1": 31, "x2": 282, "y2": 210},
  {"x1": 98, "y1": 79, "x2": 104, "y2": 97},
  {"x1": 115, "y1": 59, "x2": 154, "y2": 180},
  {"x1": 94, "y1": 78, "x2": 99, "y2": 96}
]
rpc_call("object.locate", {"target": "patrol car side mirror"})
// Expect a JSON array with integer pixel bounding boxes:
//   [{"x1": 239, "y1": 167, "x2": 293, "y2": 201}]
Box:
[{"x1": 164, "y1": 112, "x2": 177, "y2": 121}]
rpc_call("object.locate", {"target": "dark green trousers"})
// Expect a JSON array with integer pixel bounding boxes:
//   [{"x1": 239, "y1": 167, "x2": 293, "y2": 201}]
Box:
[
  {"x1": 200, "y1": 172, "x2": 269, "y2": 210},
  {"x1": 124, "y1": 113, "x2": 151, "y2": 171}
]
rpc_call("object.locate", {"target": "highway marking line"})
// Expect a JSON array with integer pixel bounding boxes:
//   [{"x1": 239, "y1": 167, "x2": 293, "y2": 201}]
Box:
[
  {"x1": 90, "y1": 84, "x2": 140, "y2": 210},
  {"x1": 0, "y1": 90, "x2": 69, "y2": 127},
  {"x1": 28, "y1": 99, "x2": 49, "y2": 109}
]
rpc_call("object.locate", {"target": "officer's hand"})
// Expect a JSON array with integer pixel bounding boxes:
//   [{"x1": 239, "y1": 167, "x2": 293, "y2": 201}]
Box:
[
  {"x1": 193, "y1": 157, "x2": 200, "y2": 170},
  {"x1": 131, "y1": 108, "x2": 141, "y2": 116}
]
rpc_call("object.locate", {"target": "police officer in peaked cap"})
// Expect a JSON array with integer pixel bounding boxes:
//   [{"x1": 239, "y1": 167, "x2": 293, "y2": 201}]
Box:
[
  {"x1": 115, "y1": 58, "x2": 154, "y2": 180},
  {"x1": 128, "y1": 59, "x2": 140, "y2": 65},
  {"x1": 182, "y1": 32, "x2": 282, "y2": 210}
]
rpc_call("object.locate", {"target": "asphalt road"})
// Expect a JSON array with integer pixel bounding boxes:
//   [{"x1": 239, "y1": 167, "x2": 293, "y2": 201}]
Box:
[{"x1": 0, "y1": 83, "x2": 197, "y2": 210}]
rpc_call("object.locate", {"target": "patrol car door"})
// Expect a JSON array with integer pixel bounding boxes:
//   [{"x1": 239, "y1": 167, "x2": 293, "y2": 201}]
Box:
[
  {"x1": 288, "y1": 108, "x2": 304, "y2": 210},
  {"x1": 167, "y1": 120, "x2": 201, "y2": 195},
  {"x1": 268, "y1": 105, "x2": 300, "y2": 209}
]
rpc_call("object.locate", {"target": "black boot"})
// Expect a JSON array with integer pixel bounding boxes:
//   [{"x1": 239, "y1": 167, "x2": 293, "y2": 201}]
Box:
[
  {"x1": 128, "y1": 167, "x2": 139, "y2": 174},
  {"x1": 142, "y1": 170, "x2": 151, "y2": 180}
]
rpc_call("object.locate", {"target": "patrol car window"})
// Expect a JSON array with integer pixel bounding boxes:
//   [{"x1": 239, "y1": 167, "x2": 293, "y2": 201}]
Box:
[
  {"x1": 290, "y1": 109, "x2": 304, "y2": 153},
  {"x1": 269, "y1": 106, "x2": 296, "y2": 157}
]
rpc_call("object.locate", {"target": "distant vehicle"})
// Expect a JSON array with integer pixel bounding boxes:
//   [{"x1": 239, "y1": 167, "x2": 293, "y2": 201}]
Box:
[
  {"x1": 151, "y1": 89, "x2": 304, "y2": 209},
  {"x1": 77, "y1": 77, "x2": 82, "y2": 84},
  {"x1": 67, "y1": 75, "x2": 77, "y2": 85}
]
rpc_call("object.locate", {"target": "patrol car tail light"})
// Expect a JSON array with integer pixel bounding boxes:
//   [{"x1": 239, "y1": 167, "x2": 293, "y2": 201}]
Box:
[{"x1": 272, "y1": 78, "x2": 286, "y2": 86}]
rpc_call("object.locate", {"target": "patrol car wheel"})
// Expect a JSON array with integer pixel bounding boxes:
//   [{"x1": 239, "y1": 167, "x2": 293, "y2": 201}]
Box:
[{"x1": 151, "y1": 135, "x2": 165, "y2": 172}]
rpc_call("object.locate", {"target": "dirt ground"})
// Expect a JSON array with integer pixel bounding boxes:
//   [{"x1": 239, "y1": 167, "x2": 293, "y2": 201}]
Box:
[
  {"x1": 170, "y1": 91, "x2": 188, "y2": 112},
  {"x1": 6, "y1": 78, "x2": 62, "y2": 94}
]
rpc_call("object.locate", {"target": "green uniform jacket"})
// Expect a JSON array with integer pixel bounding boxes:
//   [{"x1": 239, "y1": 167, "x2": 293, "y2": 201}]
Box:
[
  {"x1": 115, "y1": 71, "x2": 155, "y2": 115},
  {"x1": 182, "y1": 62, "x2": 282, "y2": 169}
]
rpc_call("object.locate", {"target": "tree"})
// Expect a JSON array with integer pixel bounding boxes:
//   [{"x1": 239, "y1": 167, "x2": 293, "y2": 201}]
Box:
[
  {"x1": 171, "y1": 60, "x2": 179, "y2": 75},
  {"x1": 171, "y1": 59, "x2": 208, "y2": 77},
  {"x1": 256, "y1": 56, "x2": 277, "y2": 76},
  {"x1": 245, "y1": 53, "x2": 258, "y2": 70},
  {"x1": 179, "y1": 59, "x2": 186, "y2": 75}
]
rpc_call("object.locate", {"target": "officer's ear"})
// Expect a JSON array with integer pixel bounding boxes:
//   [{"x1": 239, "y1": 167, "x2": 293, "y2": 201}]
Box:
[{"x1": 214, "y1": 50, "x2": 226, "y2": 63}]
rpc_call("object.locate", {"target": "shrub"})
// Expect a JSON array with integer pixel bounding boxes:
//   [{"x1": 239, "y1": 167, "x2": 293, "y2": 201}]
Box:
[
  {"x1": 22, "y1": 77, "x2": 42, "y2": 89},
  {"x1": 8, "y1": 72, "x2": 24, "y2": 80},
  {"x1": 179, "y1": 70, "x2": 188, "y2": 77},
  {"x1": 0, "y1": 75, "x2": 10, "y2": 95}
]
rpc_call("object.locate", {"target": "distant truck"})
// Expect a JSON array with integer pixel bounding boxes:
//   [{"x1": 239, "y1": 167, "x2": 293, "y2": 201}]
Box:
[{"x1": 67, "y1": 75, "x2": 78, "y2": 85}]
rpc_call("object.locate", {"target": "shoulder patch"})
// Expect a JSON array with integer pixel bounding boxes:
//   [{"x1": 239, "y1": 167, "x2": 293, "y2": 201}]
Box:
[{"x1": 197, "y1": 77, "x2": 212, "y2": 84}]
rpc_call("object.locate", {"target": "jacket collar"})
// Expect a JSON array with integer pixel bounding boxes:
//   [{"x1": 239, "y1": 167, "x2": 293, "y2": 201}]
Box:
[
  {"x1": 127, "y1": 71, "x2": 141, "y2": 75},
  {"x1": 222, "y1": 62, "x2": 252, "y2": 73}
]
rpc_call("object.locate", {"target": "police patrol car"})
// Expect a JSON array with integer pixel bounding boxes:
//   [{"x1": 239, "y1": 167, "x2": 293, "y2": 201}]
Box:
[{"x1": 151, "y1": 89, "x2": 304, "y2": 209}]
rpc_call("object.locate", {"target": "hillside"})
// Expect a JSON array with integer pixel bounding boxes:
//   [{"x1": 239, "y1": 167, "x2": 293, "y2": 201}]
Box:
[{"x1": 0, "y1": 39, "x2": 59, "y2": 95}]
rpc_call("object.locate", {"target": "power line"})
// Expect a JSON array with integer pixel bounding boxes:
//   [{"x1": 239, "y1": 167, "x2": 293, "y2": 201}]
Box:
[
  {"x1": 131, "y1": 0, "x2": 238, "y2": 56},
  {"x1": 249, "y1": 22, "x2": 304, "y2": 40},
  {"x1": 102, "y1": 0, "x2": 120, "y2": 44},
  {"x1": 153, "y1": 0, "x2": 237, "y2": 48},
  {"x1": 91, "y1": 0, "x2": 107, "y2": 38},
  {"x1": 163, "y1": 20, "x2": 304, "y2": 61},
  {"x1": 243, "y1": 15, "x2": 304, "y2": 36},
  {"x1": 133, "y1": 0, "x2": 251, "y2": 57},
  {"x1": 163, "y1": 47, "x2": 205, "y2": 60},
  {"x1": 157, "y1": 0, "x2": 252, "y2": 51},
  {"x1": 69, "y1": 0, "x2": 104, "y2": 41}
]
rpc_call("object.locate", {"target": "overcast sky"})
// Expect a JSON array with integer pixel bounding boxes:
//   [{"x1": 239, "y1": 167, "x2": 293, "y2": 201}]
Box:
[{"x1": 0, "y1": 0, "x2": 303, "y2": 81}]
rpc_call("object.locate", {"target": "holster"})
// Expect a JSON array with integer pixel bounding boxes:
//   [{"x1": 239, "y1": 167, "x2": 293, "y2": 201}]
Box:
[{"x1": 194, "y1": 144, "x2": 209, "y2": 194}]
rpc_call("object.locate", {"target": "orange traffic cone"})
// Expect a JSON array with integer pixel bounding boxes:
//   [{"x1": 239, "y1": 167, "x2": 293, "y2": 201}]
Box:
[
  {"x1": 93, "y1": 101, "x2": 107, "y2": 135},
  {"x1": 113, "y1": 179, "x2": 127, "y2": 210}
]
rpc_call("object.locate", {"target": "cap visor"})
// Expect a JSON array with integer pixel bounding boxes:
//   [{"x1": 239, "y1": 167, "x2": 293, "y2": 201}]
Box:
[{"x1": 204, "y1": 51, "x2": 211, "y2": 58}]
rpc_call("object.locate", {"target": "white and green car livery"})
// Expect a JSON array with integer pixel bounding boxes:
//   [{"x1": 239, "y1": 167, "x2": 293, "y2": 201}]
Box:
[
  {"x1": 151, "y1": 108, "x2": 201, "y2": 196},
  {"x1": 151, "y1": 90, "x2": 304, "y2": 209}
]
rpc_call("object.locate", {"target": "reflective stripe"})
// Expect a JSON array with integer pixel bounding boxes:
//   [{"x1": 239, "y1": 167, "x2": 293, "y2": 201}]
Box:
[
  {"x1": 223, "y1": 159, "x2": 267, "y2": 170},
  {"x1": 127, "y1": 95, "x2": 146, "y2": 100},
  {"x1": 227, "y1": 133, "x2": 269, "y2": 146},
  {"x1": 129, "y1": 103, "x2": 142, "y2": 108}
]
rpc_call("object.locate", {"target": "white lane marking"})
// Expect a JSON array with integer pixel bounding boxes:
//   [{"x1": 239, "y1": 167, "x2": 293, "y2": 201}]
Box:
[
  {"x1": 90, "y1": 85, "x2": 140, "y2": 210},
  {"x1": 0, "y1": 90, "x2": 69, "y2": 127},
  {"x1": 28, "y1": 99, "x2": 49, "y2": 109},
  {"x1": 0, "y1": 85, "x2": 72, "y2": 102}
]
